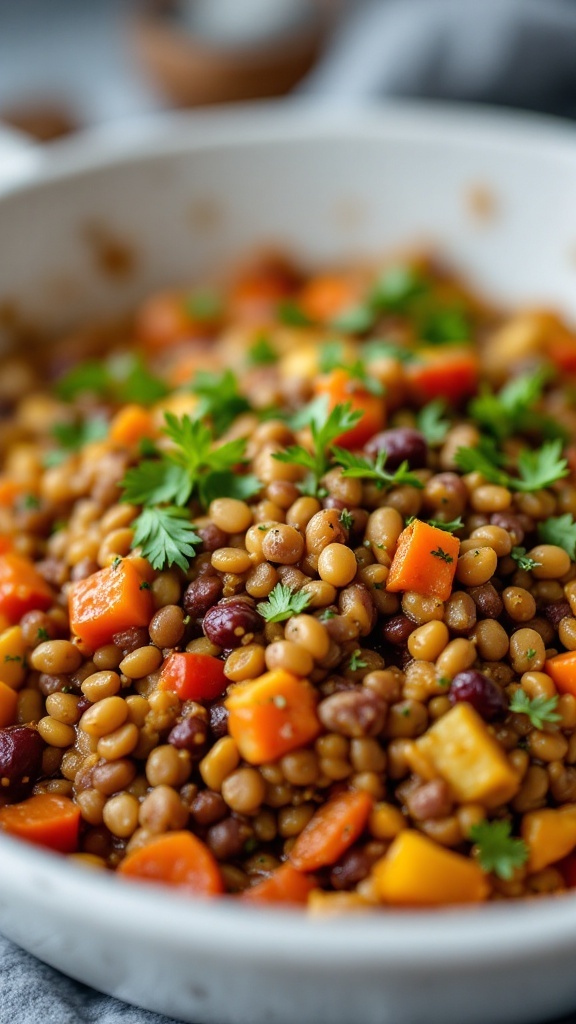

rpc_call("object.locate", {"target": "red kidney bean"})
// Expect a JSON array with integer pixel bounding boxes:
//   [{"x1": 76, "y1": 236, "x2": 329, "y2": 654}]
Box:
[
  {"x1": 544, "y1": 601, "x2": 572, "y2": 629},
  {"x1": 382, "y1": 614, "x2": 415, "y2": 646},
  {"x1": 318, "y1": 689, "x2": 387, "y2": 737},
  {"x1": 183, "y1": 576, "x2": 223, "y2": 619},
  {"x1": 329, "y1": 846, "x2": 373, "y2": 890},
  {"x1": 208, "y1": 702, "x2": 230, "y2": 740},
  {"x1": 468, "y1": 584, "x2": 503, "y2": 619},
  {"x1": 365, "y1": 428, "x2": 428, "y2": 469},
  {"x1": 197, "y1": 523, "x2": 228, "y2": 552},
  {"x1": 490, "y1": 512, "x2": 525, "y2": 547},
  {"x1": 190, "y1": 790, "x2": 227, "y2": 826},
  {"x1": 0, "y1": 726, "x2": 45, "y2": 800},
  {"x1": 168, "y1": 717, "x2": 208, "y2": 757},
  {"x1": 406, "y1": 779, "x2": 453, "y2": 821},
  {"x1": 449, "y1": 669, "x2": 508, "y2": 720},
  {"x1": 206, "y1": 817, "x2": 251, "y2": 860},
  {"x1": 203, "y1": 600, "x2": 263, "y2": 649},
  {"x1": 112, "y1": 626, "x2": 149, "y2": 654},
  {"x1": 38, "y1": 673, "x2": 70, "y2": 696}
]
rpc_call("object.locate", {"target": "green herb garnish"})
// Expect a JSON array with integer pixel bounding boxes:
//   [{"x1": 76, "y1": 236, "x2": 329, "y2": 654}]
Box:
[
  {"x1": 349, "y1": 650, "x2": 368, "y2": 672},
  {"x1": 508, "y1": 690, "x2": 562, "y2": 730},
  {"x1": 190, "y1": 369, "x2": 251, "y2": 437},
  {"x1": 455, "y1": 438, "x2": 569, "y2": 493},
  {"x1": 131, "y1": 506, "x2": 202, "y2": 571},
  {"x1": 430, "y1": 547, "x2": 454, "y2": 564},
  {"x1": 538, "y1": 513, "x2": 576, "y2": 560},
  {"x1": 257, "y1": 583, "x2": 312, "y2": 623},
  {"x1": 44, "y1": 416, "x2": 109, "y2": 466},
  {"x1": 510, "y1": 547, "x2": 541, "y2": 572},
  {"x1": 274, "y1": 401, "x2": 362, "y2": 497},
  {"x1": 246, "y1": 336, "x2": 277, "y2": 367},
  {"x1": 416, "y1": 399, "x2": 450, "y2": 446},
  {"x1": 332, "y1": 447, "x2": 424, "y2": 492},
  {"x1": 469, "y1": 820, "x2": 529, "y2": 880}
]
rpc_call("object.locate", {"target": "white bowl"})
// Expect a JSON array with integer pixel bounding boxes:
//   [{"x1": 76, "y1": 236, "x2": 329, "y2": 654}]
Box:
[{"x1": 1, "y1": 102, "x2": 576, "y2": 1024}]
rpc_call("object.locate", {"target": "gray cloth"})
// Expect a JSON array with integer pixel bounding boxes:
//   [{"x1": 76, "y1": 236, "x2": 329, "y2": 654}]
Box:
[{"x1": 3, "y1": 1, "x2": 576, "y2": 1022}]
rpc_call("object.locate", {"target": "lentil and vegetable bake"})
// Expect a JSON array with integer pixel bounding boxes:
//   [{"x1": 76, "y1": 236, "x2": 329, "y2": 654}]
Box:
[{"x1": 2, "y1": 252, "x2": 576, "y2": 910}]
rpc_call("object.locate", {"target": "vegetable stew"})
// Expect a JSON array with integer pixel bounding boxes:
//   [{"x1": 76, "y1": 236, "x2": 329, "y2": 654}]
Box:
[{"x1": 2, "y1": 251, "x2": 576, "y2": 910}]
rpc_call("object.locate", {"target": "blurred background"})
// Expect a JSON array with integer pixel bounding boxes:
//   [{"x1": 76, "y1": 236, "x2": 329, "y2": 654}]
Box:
[{"x1": 2, "y1": 0, "x2": 576, "y2": 143}]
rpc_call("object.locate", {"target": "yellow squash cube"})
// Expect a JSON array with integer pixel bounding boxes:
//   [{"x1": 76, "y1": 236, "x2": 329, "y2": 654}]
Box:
[
  {"x1": 522, "y1": 805, "x2": 576, "y2": 872},
  {"x1": 414, "y1": 702, "x2": 519, "y2": 808},
  {"x1": 0, "y1": 626, "x2": 26, "y2": 689},
  {"x1": 373, "y1": 830, "x2": 489, "y2": 906}
]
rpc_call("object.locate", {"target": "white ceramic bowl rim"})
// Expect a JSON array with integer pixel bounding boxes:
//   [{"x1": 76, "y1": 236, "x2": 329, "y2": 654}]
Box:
[{"x1": 3, "y1": 99, "x2": 576, "y2": 973}]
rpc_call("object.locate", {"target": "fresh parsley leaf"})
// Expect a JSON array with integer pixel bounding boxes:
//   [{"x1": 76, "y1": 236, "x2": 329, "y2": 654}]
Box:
[
  {"x1": 508, "y1": 690, "x2": 562, "y2": 730},
  {"x1": 430, "y1": 547, "x2": 454, "y2": 564},
  {"x1": 190, "y1": 369, "x2": 251, "y2": 437},
  {"x1": 274, "y1": 402, "x2": 362, "y2": 496},
  {"x1": 339, "y1": 509, "x2": 354, "y2": 530},
  {"x1": 36, "y1": 627, "x2": 50, "y2": 642},
  {"x1": 426, "y1": 517, "x2": 464, "y2": 534},
  {"x1": 370, "y1": 266, "x2": 428, "y2": 314},
  {"x1": 45, "y1": 416, "x2": 108, "y2": 466},
  {"x1": 344, "y1": 359, "x2": 385, "y2": 396},
  {"x1": 538, "y1": 513, "x2": 576, "y2": 559},
  {"x1": 349, "y1": 649, "x2": 368, "y2": 671},
  {"x1": 121, "y1": 459, "x2": 191, "y2": 507},
  {"x1": 469, "y1": 820, "x2": 528, "y2": 881},
  {"x1": 184, "y1": 288, "x2": 222, "y2": 322},
  {"x1": 330, "y1": 304, "x2": 376, "y2": 335},
  {"x1": 361, "y1": 339, "x2": 417, "y2": 365},
  {"x1": 318, "y1": 340, "x2": 347, "y2": 373},
  {"x1": 319, "y1": 608, "x2": 336, "y2": 621},
  {"x1": 468, "y1": 368, "x2": 550, "y2": 442},
  {"x1": 419, "y1": 306, "x2": 470, "y2": 345},
  {"x1": 515, "y1": 440, "x2": 569, "y2": 492},
  {"x1": 510, "y1": 546, "x2": 541, "y2": 572},
  {"x1": 131, "y1": 506, "x2": 201, "y2": 571},
  {"x1": 455, "y1": 439, "x2": 568, "y2": 493},
  {"x1": 332, "y1": 446, "x2": 424, "y2": 491},
  {"x1": 246, "y1": 336, "x2": 276, "y2": 367},
  {"x1": 416, "y1": 399, "x2": 450, "y2": 446},
  {"x1": 19, "y1": 494, "x2": 40, "y2": 510},
  {"x1": 277, "y1": 300, "x2": 315, "y2": 327},
  {"x1": 256, "y1": 583, "x2": 312, "y2": 623},
  {"x1": 57, "y1": 354, "x2": 168, "y2": 406},
  {"x1": 199, "y1": 470, "x2": 261, "y2": 505}
]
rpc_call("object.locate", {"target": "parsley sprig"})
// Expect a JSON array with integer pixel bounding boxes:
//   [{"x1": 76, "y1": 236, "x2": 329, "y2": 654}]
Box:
[
  {"x1": 45, "y1": 416, "x2": 108, "y2": 467},
  {"x1": 510, "y1": 547, "x2": 541, "y2": 572},
  {"x1": 468, "y1": 367, "x2": 558, "y2": 442},
  {"x1": 332, "y1": 447, "x2": 424, "y2": 491},
  {"x1": 416, "y1": 399, "x2": 450, "y2": 446},
  {"x1": 256, "y1": 583, "x2": 312, "y2": 623},
  {"x1": 273, "y1": 401, "x2": 362, "y2": 496},
  {"x1": 455, "y1": 438, "x2": 569, "y2": 493},
  {"x1": 425, "y1": 517, "x2": 464, "y2": 534},
  {"x1": 56, "y1": 354, "x2": 169, "y2": 406},
  {"x1": 132, "y1": 507, "x2": 201, "y2": 572},
  {"x1": 190, "y1": 370, "x2": 251, "y2": 437},
  {"x1": 508, "y1": 690, "x2": 562, "y2": 730},
  {"x1": 469, "y1": 820, "x2": 528, "y2": 880},
  {"x1": 538, "y1": 513, "x2": 576, "y2": 560}
]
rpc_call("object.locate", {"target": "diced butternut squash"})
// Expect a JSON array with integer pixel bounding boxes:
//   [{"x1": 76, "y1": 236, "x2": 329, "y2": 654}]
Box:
[
  {"x1": 373, "y1": 830, "x2": 489, "y2": 906},
  {"x1": 0, "y1": 626, "x2": 26, "y2": 689},
  {"x1": 0, "y1": 554, "x2": 53, "y2": 623},
  {"x1": 69, "y1": 559, "x2": 154, "y2": 650},
  {"x1": 386, "y1": 519, "x2": 460, "y2": 602},
  {"x1": 414, "y1": 703, "x2": 520, "y2": 808},
  {"x1": 545, "y1": 651, "x2": 576, "y2": 698},
  {"x1": 109, "y1": 404, "x2": 156, "y2": 447},
  {"x1": 225, "y1": 669, "x2": 321, "y2": 765},
  {"x1": 0, "y1": 679, "x2": 18, "y2": 727},
  {"x1": 521, "y1": 805, "x2": 576, "y2": 873}
]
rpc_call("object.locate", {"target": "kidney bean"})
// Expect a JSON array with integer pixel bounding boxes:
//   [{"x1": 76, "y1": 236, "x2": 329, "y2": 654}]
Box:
[
  {"x1": 329, "y1": 846, "x2": 373, "y2": 890},
  {"x1": 406, "y1": 779, "x2": 453, "y2": 821},
  {"x1": 468, "y1": 583, "x2": 503, "y2": 619},
  {"x1": 190, "y1": 790, "x2": 227, "y2": 826},
  {"x1": 207, "y1": 816, "x2": 251, "y2": 860},
  {"x1": 490, "y1": 512, "x2": 525, "y2": 547},
  {"x1": 449, "y1": 669, "x2": 508, "y2": 720},
  {"x1": 382, "y1": 614, "x2": 415, "y2": 646},
  {"x1": 196, "y1": 523, "x2": 228, "y2": 553},
  {"x1": 203, "y1": 600, "x2": 263, "y2": 649},
  {"x1": 112, "y1": 626, "x2": 149, "y2": 654},
  {"x1": 38, "y1": 673, "x2": 70, "y2": 696},
  {"x1": 76, "y1": 696, "x2": 92, "y2": 716},
  {"x1": 168, "y1": 717, "x2": 208, "y2": 757},
  {"x1": 318, "y1": 688, "x2": 387, "y2": 737},
  {"x1": 70, "y1": 558, "x2": 100, "y2": 583},
  {"x1": 0, "y1": 726, "x2": 45, "y2": 800},
  {"x1": 183, "y1": 576, "x2": 223, "y2": 619},
  {"x1": 544, "y1": 601, "x2": 572, "y2": 629},
  {"x1": 209, "y1": 701, "x2": 230, "y2": 740},
  {"x1": 365, "y1": 427, "x2": 428, "y2": 470}
]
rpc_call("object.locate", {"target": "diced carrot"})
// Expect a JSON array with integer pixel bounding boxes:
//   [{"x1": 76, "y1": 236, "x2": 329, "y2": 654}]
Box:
[
  {"x1": 290, "y1": 790, "x2": 374, "y2": 872},
  {"x1": 108, "y1": 404, "x2": 157, "y2": 447},
  {"x1": 545, "y1": 651, "x2": 576, "y2": 697},
  {"x1": 0, "y1": 479, "x2": 23, "y2": 508},
  {"x1": 373, "y1": 830, "x2": 489, "y2": 906},
  {"x1": 0, "y1": 554, "x2": 53, "y2": 624},
  {"x1": 407, "y1": 347, "x2": 479, "y2": 404},
  {"x1": 136, "y1": 290, "x2": 221, "y2": 353},
  {"x1": 158, "y1": 652, "x2": 227, "y2": 702},
  {"x1": 299, "y1": 274, "x2": 362, "y2": 324},
  {"x1": 386, "y1": 519, "x2": 460, "y2": 601},
  {"x1": 314, "y1": 368, "x2": 386, "y2": 449},
  {"x1": 549, "y1": 339, "x2": 576, "y2": 375},
  {"x1": 0, "y1": 679, "x2": 18, "y2": 727},
  {"x1": 69, "y1": 559, "x2": 153, "y2": 650},
  {"x1": 522, "y1": 806, "x2": 576, "y2": 873},
  {"x1": 242, "y1": 862, "x2": 316, "y2": 905},
  {"x1": 0, "y1": 626, "x2": 26, "y2": 688},
  {"x1": 225, "y1": 669, "x2": 321, "y2": 765},
  {"x1": 0, "y1": 793, "x2": 80, "y2": 853},
  {"x1": 118, "y1": 831, "x2": 224, "y2": 896}
]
